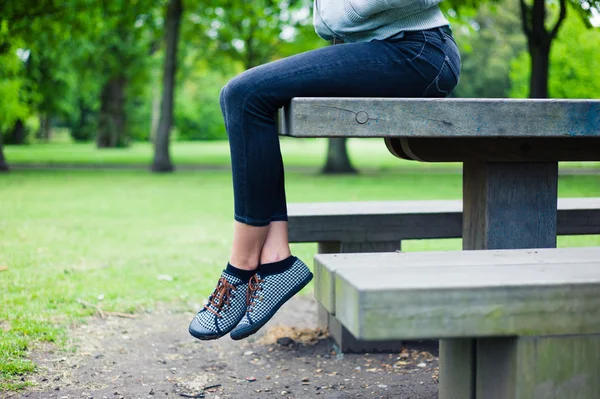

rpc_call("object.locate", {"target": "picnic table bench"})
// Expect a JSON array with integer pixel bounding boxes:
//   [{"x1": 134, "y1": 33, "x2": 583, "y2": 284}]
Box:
[
  {"x1": 279, "y1": 98, "x2": 600, "y2": 398},
  {"x1": 288, "y1": 198, "x2": 600, "y2": 353},
  {"x1": 315, "y1": 247, "x2": 600, "y2": 398}
]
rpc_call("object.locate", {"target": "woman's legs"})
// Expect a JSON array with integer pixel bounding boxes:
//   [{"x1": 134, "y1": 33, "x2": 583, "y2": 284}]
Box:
[
  {"x1": 221, "y1": 29, "x2": 460, "y2": 269},
  {"x1": 259, "y1": 221, "x2": 291, "y2": 264},
  {"x1": 190, "y1": 27, "x2": 460, "y2": 341}
]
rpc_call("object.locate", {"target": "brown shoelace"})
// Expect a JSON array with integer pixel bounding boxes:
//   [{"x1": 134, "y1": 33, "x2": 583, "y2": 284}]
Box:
[
  {"x1": 204, "y1": 277, "x2": 237, "y2": 318},
  {"x1": 246, "y1": 274, "x2": 264, "y2": 312}
]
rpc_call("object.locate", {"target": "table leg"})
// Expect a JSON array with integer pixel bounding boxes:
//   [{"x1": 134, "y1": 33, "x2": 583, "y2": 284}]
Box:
[
  {"x1": 476, "y1": 334, "x2": 600, "y2": 399},
  {"x1": 462, "y1": 161, "x2": 559, "y2": 250},
  {"x1": 440, "y1": 161, "x2": 559, "y2": 399}
]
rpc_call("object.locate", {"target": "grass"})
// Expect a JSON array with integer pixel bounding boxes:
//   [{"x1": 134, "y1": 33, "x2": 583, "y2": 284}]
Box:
[
  {"x1": 5, "y1": 139, "x2": 600, "y2": 171},
  {"x1": 0, "y1": 145, "x2": 599, "y2": 390}
]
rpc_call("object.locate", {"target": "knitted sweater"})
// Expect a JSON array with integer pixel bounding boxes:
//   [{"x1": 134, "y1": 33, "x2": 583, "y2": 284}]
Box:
[{"x1": 313, "y1": 0, "x2": 449, "y2": 42}]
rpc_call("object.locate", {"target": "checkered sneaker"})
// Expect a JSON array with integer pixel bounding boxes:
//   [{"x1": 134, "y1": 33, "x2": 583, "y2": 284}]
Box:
[
  {"x1": 230, "y1": 257, "x2": 313, "y2": 340},
  {"x1": 189, "y1": 271, "x2": 249, "y2": 340}
]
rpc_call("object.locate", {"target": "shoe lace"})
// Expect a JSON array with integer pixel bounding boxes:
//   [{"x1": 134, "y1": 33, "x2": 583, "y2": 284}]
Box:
[
  {"x1": 246, "y1": 274, "x2": 264, "y2": 312},
  {"x1": 204, "y1": 277, "x2": 237, "y2": 318}
]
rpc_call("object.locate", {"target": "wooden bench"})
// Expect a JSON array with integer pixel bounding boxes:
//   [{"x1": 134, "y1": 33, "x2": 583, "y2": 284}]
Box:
[
  {"x1": 315, "y1": 247, "x2": 600, "y2": 398},
  {"x1": 288, "y1": 198, "x2": 600, "y2": 352},
  {"x1": 288, "y1": 198, "x2": 600, "y2": 253}
]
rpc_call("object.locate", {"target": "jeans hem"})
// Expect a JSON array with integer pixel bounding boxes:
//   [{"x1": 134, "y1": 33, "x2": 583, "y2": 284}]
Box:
[
  {"x1": 270, "y1": 215, "x2": 288, "y2": 222},
  {"x1": 234, "y1": 214, "x2": 271, "y2": 227}
]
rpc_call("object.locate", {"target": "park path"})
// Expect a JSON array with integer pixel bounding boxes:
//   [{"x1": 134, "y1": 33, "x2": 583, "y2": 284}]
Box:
[{"x1": 8, "y1": 296, "x2": 439, "y2": 399}]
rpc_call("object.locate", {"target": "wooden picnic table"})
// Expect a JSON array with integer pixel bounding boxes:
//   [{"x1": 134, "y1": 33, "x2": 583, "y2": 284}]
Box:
[{"x1": 280, "y1": 97, "x2": 600, "y2": 398}]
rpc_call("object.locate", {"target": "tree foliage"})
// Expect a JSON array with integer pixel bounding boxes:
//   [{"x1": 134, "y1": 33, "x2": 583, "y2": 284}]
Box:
[
  {"x1": 185, "y1": 0, "x2": 312, "y2": 69},
  {"x1": 510, "y1": 7, "x2": 600, "y2": 98},
  {"x1": 451, "y1": 0, "x2": 526, "y2": 98}
]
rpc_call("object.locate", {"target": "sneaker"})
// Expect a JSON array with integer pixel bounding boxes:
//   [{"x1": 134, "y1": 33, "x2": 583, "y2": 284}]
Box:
[
  {"x1": 230, "y1": 256, "x2": 313, "y2": 340},
  {"x1": 189, "y1": 269, "x2": 251, "y2": 340}
]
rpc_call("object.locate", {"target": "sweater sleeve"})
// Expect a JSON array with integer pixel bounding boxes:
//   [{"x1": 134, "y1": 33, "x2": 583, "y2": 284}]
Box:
[{"x1": 346, "y1": 0, "x2": 423, "y2": 19}]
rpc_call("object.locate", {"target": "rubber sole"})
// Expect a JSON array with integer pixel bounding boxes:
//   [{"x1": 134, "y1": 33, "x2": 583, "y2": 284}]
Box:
[
  {"x1": 230, "y1": 272, "x2": 314, "y2": 341},
  {"x1": 188, "y1": 327, "x2": 227, "y2": 341}
]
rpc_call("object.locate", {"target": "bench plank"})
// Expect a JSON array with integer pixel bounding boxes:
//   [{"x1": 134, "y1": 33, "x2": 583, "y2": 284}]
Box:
[
  {"x1": 280, "y1": 98, "x2": 600, "y2": 138},
  {"x1": 313, "y1": 247, "x2": 600, "y2": 340},
  {"x1": 314, "y1": 246, "x2": 600, "y2": 315},
  {"x1": 288, "y1": 198, "x2": 600, "y2": 243}
]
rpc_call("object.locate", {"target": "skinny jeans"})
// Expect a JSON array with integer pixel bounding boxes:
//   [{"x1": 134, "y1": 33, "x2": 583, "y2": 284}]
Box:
[{"x1": 220, "y1": 26, "x2": 461, "y2": 226}]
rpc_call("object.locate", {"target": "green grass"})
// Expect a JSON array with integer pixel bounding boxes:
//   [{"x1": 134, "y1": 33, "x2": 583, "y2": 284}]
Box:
[
  {"x1": 1, "y1": 167, "x2": 600, "y2": 390},
  {"x1": 5, "y1": 139, "x2": 600, "y2": 171}
]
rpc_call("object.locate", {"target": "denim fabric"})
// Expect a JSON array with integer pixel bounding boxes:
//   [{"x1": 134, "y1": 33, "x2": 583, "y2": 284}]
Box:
[{"x1": 219, "y1": 27, "x2": 461, "y2": 227}]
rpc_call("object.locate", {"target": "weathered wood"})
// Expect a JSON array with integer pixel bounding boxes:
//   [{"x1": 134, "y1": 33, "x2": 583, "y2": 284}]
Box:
[
  {"x1": 315, "y1": 233, "x2": 401, "y2": 353},
  {"x1": 280, "y1": 98, "x2": 600, "y2": 139},
  {"x1": 288, "y1": 198, "x2": 600, "y2": 243},
  {"x1": 439, "y1": 339, "x2": 476, "y2": 399},
  {"x1": 476, "y1": 335, "x2": 600, "y2": 399},
  {"x1": 385, "y1": 137, "x2": 600, "y2": 162},
  {"x1": 314, "y1": 246, "x2": 600, "y2": 314},
  {"x1": 325, "y1": 308, "x2": 405, "y2": 353},
  {"x1": 457, "y1": 161, "x2": 558, "y2": 399},
  {"x1": 340, "y1": 241, "x2": 399, "y2": 253},
  {"x1": 463, "y1": 162, "x2": 558, "y2": 250},
  {"x1": 328, "y1": 255, "x2": 600, "y2": 340}
]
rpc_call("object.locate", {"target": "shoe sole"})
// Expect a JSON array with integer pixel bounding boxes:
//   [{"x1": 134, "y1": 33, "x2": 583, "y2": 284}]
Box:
[
  {"x1": 230, "y1": 272, "x2": 314, "y2": 341},
  {"x1": 188, "y1": 328, "x2": 227, "y2": 341}
]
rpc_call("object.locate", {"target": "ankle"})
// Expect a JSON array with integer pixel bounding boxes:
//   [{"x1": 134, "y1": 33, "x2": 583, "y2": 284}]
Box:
[
  {"x1": 260, "y1": 249, "x2": 292, "y2": 265},
  {"x1": 229, "y1": 255, "x2": 259, "y2": 271}
]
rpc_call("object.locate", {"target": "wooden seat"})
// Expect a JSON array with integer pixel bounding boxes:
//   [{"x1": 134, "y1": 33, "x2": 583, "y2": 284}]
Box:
[
  {"x1": 288, "y1": 198, "x2": 600, "y2": 252},
  {"x1": 315, "y1": 247, "x2": 600, "y2": 398},
  {"x1": 289, "y1": 198, "x2": 600, "y2": 352}
]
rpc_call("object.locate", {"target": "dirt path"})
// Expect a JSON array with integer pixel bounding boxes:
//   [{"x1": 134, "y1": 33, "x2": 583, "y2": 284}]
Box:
[{"x1": 9, "y1": 297, "x2": 439, "y2": 399}]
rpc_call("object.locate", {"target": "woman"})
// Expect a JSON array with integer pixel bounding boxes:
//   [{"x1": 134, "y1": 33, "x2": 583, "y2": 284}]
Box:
[{"x1": 189, "y1": 0, "x2": 460, "y2": 341}]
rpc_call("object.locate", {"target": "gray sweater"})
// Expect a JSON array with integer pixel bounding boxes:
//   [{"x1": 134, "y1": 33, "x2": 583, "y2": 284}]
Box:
[{"x1": 313, "y1": 0, "x2": 449, "y2": 42}]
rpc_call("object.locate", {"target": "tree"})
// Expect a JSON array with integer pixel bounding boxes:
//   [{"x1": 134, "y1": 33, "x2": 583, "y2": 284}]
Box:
[
  {"x1": 321, "y1": 138, "x2": 357, "y2": 174},
  {"x1": 187, "y1": 0, "x2": 312, "y2": 69},
  {"x1": 94, "y1": 1, "x2": 163, "y2": 148},
  {"x1": 510, "y1": 9, "x2": 600, "y2": 98},
  {"x1": 151, "y1": 0, "x2": 183, "y2": 172},
  {"x1": 0, "y1": 134, "x2": 8, "y2": 172},
  {"x1": 452, "y1": 0, "x2": 526, "y2": 98},
  {"x1": 449, "y1": 0, "x2": 599, "y2": 98}
]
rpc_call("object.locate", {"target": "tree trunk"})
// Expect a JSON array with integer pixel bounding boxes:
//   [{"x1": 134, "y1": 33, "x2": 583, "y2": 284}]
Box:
[
  {"x1": 97, "y1": 76, "x2": 128, "y2": 148},
  {"x1": 520, "y1": 0, "x2": 566, "y2": 99},
  {"x1": 151, "y1": 0, "x2": 182, "y2": 172},
  {"x1": 321, "y1": 138, "x2": 357, "y2": 174},
  {"x1": 0, "y1": 134, "x2": 9, "y2": 172},
  {"x1": 150, "y1": 81, "x2": 161, "y2": 143},
  {"x1": 529, "y1": 43, "x2": 550, "y2": 98},
  {"x1": 37, "y1": 115, "x2": 51, "y2": 141},
  {"x1": 7, "y1": 119, "x2": 26, "y2": 144}
]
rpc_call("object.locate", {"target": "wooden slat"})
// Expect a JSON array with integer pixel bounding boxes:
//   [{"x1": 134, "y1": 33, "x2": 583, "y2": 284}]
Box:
[
  {"x1": 314, "y1": 247, "x2": 600, "y2": 315},
  {"x1": 385, "y1": 137, "x2": 600, "y2": 162},
  {"x1": 288, "y1": 198, "x2": 600, "y2": 243},
  {"x1": 280, "y1": 98, "x2": 600, "y2": 138},
  {"x1": 325, "y1": 250, "x2": 600, "y2": 340}
]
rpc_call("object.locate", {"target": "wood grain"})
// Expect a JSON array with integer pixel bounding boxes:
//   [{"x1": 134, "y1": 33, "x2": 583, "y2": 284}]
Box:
[
  {"x1": 463, "y1": 162, "x2": 558, "y2": 250},
  {"x1": 288, "y1": 198, "x2": 600, "y2": 243},
  {"x1": 314, "y1": 247, "x2": 600, "y2": 314},
  {"x1": 280, "y1": 98, "x2": 600, "y2": 139},
  {"x1": 333, "y1": 259, "x2": 600, "y2": 340}
]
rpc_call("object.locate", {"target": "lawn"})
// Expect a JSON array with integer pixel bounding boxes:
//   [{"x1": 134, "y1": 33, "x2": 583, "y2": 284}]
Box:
[
  {"x1": 1, "y1": 154, "x2": 599, "y2": 390},
  {"x1": 5, "y1": 139, "x2": 600, "y2": 171}
]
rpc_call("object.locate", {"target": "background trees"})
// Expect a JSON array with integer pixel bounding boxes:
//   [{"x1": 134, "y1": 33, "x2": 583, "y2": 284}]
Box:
[{"x1": 0, "y1": 0, "x2": 598, "y2": 173}]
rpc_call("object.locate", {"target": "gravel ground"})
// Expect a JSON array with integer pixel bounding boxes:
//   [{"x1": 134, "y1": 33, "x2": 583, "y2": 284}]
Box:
[{"x1": 7, "y1": 296, "x2": 439, "y2": 399}]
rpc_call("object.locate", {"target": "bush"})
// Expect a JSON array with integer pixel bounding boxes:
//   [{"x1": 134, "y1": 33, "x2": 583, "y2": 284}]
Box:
[{"x1": 174, "y1": 69, "x2": 229, "y2": 141}]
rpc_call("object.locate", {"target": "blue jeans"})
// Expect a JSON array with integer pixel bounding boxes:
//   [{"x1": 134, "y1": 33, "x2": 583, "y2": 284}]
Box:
[{"x1": 220, "y1": 26, "x2": 461, "y2": 226}]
